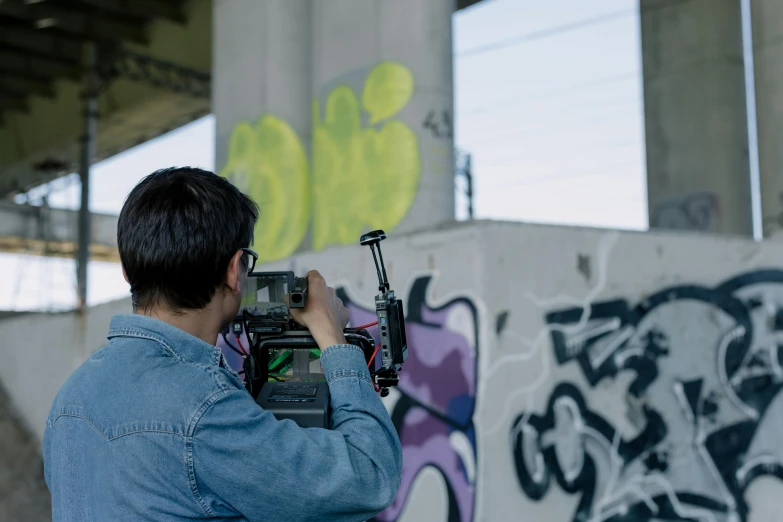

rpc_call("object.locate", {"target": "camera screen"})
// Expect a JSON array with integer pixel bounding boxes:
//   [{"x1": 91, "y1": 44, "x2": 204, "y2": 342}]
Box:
[{"x1": 241, "y1": 273, "x2": 290, "y2": 319}]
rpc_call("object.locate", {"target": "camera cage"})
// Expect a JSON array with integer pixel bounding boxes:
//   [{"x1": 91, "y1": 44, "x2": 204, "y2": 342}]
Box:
[{"x1": 235, "y1": 230, "x2": 407, "y2": 398}]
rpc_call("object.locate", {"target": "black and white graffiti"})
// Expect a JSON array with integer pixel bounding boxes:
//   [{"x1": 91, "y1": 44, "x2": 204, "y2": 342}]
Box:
[{"x1": 511, "y1": 269, "x2": 783, "y2": 522}]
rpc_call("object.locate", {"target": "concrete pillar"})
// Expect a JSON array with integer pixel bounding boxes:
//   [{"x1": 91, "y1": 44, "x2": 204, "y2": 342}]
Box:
[
  {"x1": 750, "y1": 0, "x2": 783, "y2": 238},
  {"x1": 214, "y1": 0, "x2": 456, "y2": 263},
  {"x1": 213, "y1": 0, "x2": 313, "y2": 263},
  {"x1": 310, "y1": 0, "x2": 456, "y2": 251},
  {"x1": 641, "y1": 0, "x2": 753, "y2": 237}
]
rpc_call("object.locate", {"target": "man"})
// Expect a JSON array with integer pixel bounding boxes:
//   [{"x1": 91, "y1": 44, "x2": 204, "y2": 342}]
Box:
[{"x1": 43, "y1": 167, "x2": 402, "y2": 521}]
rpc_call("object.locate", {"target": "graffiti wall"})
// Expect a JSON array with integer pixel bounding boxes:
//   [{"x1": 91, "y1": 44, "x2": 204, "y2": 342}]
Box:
[
  {"x1": 219, "y1": 221, "x2": 783, "y2": 521},
  {"x1": 514, "y1": 269, "x2": 783, "y2": 522},
  {"x1": 343, "y1": 277, "x2": 478, "y2": 522}
]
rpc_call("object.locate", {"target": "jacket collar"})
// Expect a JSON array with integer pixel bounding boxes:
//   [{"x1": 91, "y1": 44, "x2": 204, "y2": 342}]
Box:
[{"x1": 107, "y1": 314, "x2": 225, "y2": 368}]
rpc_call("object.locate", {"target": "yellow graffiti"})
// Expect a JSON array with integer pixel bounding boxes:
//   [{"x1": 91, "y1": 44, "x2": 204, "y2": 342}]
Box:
[
  {"x1": 219, "y1": 115, "x2": 309, "y2": 263},
  {"x1": 312, "y1": 61, "x2": 420, "y2": 251},
  {"x1": 362, "y1": 62, "x2": 415, "y2": 124},
  {"x1": 222, "y1": 61, "x2": 420, "y2": 261}
]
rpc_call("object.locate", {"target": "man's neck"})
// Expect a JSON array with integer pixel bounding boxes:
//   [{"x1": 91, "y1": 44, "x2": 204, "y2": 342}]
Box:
[{"x1": 136, "y1": 305, "x2": 223, "y2": 346}]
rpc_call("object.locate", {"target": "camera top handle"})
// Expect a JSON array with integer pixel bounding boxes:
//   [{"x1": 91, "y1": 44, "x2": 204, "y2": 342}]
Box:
[{"x1": 360, "y1": 230, "x2": 389, "y2": 291}]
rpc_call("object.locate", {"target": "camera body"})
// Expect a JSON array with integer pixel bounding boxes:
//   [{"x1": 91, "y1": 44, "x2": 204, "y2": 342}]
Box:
[{"x1": 233, "y1": 230, "x2": 407, "y2": 428}]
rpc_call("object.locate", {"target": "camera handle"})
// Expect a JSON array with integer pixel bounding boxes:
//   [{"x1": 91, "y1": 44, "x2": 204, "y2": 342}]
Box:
[{"x1": 360, "y1": 230, "x2": 408, "y2": 398}]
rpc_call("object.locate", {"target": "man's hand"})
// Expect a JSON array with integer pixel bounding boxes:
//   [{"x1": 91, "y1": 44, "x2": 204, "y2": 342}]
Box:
[{"x1": 286, "y1": 270, "x2": 350, "y2": 349}]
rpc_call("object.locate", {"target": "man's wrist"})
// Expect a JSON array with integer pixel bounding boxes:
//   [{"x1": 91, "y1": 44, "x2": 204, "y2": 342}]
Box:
[{"x1": 313, "y1": 330, "x2": 347, "y2": 351}]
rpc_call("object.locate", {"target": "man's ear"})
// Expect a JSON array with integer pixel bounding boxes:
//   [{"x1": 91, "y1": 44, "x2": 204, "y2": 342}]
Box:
[
  {"x1": 121, "y1": 266, "x2": 130, "y2": 284},
  {"x1": 226, "y1": 250, "x2": 244, "y2": 295}
]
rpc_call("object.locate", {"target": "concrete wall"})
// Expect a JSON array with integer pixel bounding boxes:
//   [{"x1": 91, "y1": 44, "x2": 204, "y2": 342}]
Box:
[
  {"x1": 0, "y1": 298, "x2": 131, "y2": 520},
  {"x1": 0, "y1": 297, "x2": 131, "y2": 444},
  {"x1": 6, "y1": 221, "x2": 783, "y2": 520}
]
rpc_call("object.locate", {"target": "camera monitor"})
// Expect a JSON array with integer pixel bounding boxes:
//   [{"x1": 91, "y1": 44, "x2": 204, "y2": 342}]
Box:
[{"x1": 241, "y1": 272, "x2": 293, "y2": 322}]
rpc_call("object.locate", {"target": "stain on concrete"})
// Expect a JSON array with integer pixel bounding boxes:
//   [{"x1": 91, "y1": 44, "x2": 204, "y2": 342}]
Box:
[
  {"x1": 496, "y1": 310, "x2": 509, "y2": 335},
  {"x1": 577, "y1": 253, "x2": 591, "y2": 282}
]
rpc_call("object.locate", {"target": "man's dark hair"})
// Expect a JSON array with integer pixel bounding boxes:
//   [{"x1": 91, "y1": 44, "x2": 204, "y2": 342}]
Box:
[{"x1": 118, "y1": 167, "x2": 258, "y2": 312}]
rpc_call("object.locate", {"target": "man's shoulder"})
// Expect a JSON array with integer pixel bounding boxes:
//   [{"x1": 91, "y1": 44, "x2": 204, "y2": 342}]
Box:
[{"x1": 47, "y1": 335, "x2": 243, "y2": 439}]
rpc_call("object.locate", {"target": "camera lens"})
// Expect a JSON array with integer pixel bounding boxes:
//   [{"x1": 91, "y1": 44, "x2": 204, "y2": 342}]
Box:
[{"x1": 291, "y1": 294, "x2": 303, "y2": 304}]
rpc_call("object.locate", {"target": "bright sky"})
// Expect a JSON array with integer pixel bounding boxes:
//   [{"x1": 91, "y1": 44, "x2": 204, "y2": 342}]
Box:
[{"x1": 0, "y1": 0, "x2": 647, "y2": 311}]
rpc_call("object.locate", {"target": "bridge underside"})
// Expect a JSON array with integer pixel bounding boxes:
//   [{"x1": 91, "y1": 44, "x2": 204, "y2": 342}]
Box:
[{"x1": 0, "y1": 0, "x2": 212, "y2": 198}]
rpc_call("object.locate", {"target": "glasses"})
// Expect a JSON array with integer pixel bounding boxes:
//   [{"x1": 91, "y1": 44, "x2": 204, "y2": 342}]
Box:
[{"x1": 239, "y1": 248, "x2": 258, "y2": 274}]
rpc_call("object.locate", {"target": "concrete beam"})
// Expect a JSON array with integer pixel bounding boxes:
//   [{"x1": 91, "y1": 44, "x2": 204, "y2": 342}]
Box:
[
  {"x1": 0, "y1": 74, "x2": 55, "y2": 99},
  {"x1": 0, "y1": 46, "x2": 81, "y2": 81},
  {"x1": 0, "y1": 24, "x2": 84, "y2": 65},
  {"x1": 74, "y1": 0, "x2": 187, "y2": 23},
  {"x1": 457, "y1": 0, "x2": 485, "y2": 10},
  {"x1": 0, "y1": 92, "x2": 29, "y2": 114},
  {"x1": 0, "y1": 0, "x2": 149, "y2": 45},
  {"x1": 0, "y1": 201, "x2": 119, "y2": 263},
  {"x1": 0, "y1": 0, "x2": 211, "y2": 197}
]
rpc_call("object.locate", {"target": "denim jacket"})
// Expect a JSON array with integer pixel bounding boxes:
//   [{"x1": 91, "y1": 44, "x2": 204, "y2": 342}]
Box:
[{"x1": 43, "y1": 314, "x2": 402, "y2": 521}]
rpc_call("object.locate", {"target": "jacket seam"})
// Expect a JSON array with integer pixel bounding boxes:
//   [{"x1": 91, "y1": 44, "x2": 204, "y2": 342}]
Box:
[
  {"x1": 48, "y1": 414, "x2": 183, "y2": 440},
  {"x1": 107, "y1": 329, "x2": 183, "y2": 361},
  {"x1": 185, "y1": 389, "x2": 233, "y2": 517}
]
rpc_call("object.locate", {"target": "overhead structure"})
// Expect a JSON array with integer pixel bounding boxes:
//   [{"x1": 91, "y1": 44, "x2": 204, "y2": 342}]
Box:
[
  {"x1": 0, "y1": 0, "x2": 482, "y2": 198},
  {"x1": 0, "y1": 0, "x2": 212, "y2": 198}
]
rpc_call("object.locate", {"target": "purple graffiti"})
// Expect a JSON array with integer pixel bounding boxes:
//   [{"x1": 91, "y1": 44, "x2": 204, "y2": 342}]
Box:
[{"x1": 340, "y1": 276, "x2": 478, "y2": 522}]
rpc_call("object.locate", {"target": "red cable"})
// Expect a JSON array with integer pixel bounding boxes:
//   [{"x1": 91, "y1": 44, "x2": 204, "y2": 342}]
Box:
[
  {"x1": 235, "y1": 335, "x2": 248, "y2": 355},
  {"x1": 368, "y1": 343, "x2": 381, "y2": 392},
  {"x1": 354, "y1": 321, "x2": 378, "y2": 330},
  {"x1": 368, "y1": 343, "x2": 381, "y2": 368},
  {"x1": 354, "y1": 321, "x2": 381, "y2": 392}
]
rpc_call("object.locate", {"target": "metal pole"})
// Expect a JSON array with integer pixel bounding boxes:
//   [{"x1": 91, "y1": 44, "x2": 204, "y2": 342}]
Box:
[
  {"x1": 465, "y1": 154, "x2": 474, "y2": 220},
  {"x1": 77, "y1": 41, "x2": 98, "y2": 310}
]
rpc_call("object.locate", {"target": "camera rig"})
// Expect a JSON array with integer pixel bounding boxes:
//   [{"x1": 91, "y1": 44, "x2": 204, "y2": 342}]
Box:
[{"x1": 230, "y1": 230, "x2": 407, "y2": 428}]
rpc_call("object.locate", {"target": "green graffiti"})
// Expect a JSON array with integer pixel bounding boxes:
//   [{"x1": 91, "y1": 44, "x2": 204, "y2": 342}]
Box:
[
  {"x1": 222, "y1": 61, "x2": 420, "y2": 261},
  {"x1": 219, "y1": 115, "x2": 309, "y2": 263},
  {"x1": 312, "y1": 62, "x2": 420, "y2": 251}
]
